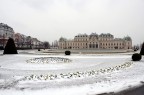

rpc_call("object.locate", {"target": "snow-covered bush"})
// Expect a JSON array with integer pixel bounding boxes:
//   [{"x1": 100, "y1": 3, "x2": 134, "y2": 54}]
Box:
[
  {"x1": 132, "y1": 53, "x2": 142, "y2": 61},
  {"x1": 65, "y1": 51, "x2": 71, "y2": 55}
]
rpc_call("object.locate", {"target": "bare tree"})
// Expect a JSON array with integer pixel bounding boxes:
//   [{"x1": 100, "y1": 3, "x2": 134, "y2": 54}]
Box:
[{"x1": 43, "y1": 41, "x2": 50, "y2": 49}]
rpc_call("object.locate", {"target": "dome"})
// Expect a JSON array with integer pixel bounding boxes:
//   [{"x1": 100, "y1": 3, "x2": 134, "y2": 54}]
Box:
[
  {"x1": 59, "y1": 37, "x2": 67, "y2": 42},
  {"x1": 124, "y1": 36, "x2": 132, "y2": 41}
]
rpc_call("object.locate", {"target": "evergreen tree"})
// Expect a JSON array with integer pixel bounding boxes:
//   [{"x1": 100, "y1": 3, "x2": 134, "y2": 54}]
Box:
[
  {"x1": 3, "y1": 38, "x2": 18, "y2": 54},
  {"x1": 140, "y1": 42, "x2": 144, "y2": 55}
]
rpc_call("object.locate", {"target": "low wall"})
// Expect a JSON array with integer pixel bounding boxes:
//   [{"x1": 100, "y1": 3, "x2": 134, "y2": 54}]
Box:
[{"x1": 42, "y1": 49, "x2": 133, "y2": 54}]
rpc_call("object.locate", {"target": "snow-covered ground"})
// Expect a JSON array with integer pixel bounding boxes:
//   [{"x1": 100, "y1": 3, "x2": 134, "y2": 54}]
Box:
[{"x1": 0, "y1": 50, "x2": 144, "y2": 95}]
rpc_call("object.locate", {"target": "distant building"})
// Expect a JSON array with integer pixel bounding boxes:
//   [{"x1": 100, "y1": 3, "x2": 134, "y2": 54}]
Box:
[
  {"x1": 0, "y1": 23, "x2": 14, "y2": 47},
  {"x1": 59, "y1": 33, "x2": 132, "y2": 50},
  {"x1": 15, "y1": 34, "x2": 44, "y2": 49},
  {"x1": 0, "y1": 23, "x2": 44, "y2": 49},
  {"x1": 31, "y1": 38, "x2": 42, "y2": 49},
  {"x1": 15, "y1": 33, "x2": 24, "y2": 48}
]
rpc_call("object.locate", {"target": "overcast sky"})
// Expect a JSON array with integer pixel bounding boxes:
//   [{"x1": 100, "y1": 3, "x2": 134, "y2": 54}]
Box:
[{"x1": 0, "y1": 0, "x2": 144, "y2": 45}]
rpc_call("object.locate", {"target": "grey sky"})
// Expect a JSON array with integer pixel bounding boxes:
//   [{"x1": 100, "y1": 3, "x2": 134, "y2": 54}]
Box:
[{"x1": 0, "y1": 0, "x2": 144, "y2": 45}]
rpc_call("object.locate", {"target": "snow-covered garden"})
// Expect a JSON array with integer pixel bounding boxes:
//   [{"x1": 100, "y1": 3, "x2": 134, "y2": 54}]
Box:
[{"x1": 0, "y1": 50, "x2": 144, "y2": 95}]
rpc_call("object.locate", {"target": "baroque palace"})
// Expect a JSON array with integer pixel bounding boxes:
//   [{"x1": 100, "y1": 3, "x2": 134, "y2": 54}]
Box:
[{"x1": 59, "y1": 33, "x2": 132, "y2": 50}]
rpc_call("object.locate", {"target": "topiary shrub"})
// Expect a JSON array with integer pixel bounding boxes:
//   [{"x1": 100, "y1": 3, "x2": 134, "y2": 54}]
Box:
[
  {"x1": 140, "y1": 43, "x2": 144, "y2": 55},
  {"x1": 3, "y1": 38, "x2": 18, "y2": 54},
  {"x1": 134, "y1": 48, "x2": 138, "y2": 51},
  {"x1": 0, "y1": 46, "x2": 4, "y2": 50},
  {"x1": 132, "y1": 53, "x2": 142, "y2": 61},
  {"x1": 65, "y1": 50, "x2": 71, "y2": 55}
]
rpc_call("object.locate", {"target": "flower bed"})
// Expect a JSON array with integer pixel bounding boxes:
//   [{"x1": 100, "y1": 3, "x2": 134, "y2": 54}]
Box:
[
  {"x1": 26, "y1": 57, "x2": 72, "y2": 64},
  {"x1": 25, "y1": 62, "x2": 133, "y2": 81}
]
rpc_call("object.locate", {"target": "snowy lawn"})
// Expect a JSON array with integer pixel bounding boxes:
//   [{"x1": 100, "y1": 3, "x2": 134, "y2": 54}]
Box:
[{"x1": 0, "y1": 52, "x2": 144, "y2": 95}]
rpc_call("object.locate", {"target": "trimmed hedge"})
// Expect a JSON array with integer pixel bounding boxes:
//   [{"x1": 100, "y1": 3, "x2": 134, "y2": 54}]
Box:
[
  {"x1": 65, "y1": 51, "x2": 71, "y2": 55},
  {"x1": 132, "y1": 53, "x2": 142, "y2": 61}
]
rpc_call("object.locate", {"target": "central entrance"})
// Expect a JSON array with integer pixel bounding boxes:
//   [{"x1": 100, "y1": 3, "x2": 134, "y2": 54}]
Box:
[{"x1": 89, "y1": 43, "x2": 99, "y2": 49}]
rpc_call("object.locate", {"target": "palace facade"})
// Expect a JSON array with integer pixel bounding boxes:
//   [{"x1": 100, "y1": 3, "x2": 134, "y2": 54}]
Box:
[{"x1": 59, "y1": 33, "x2": 132, "y2": 50}]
